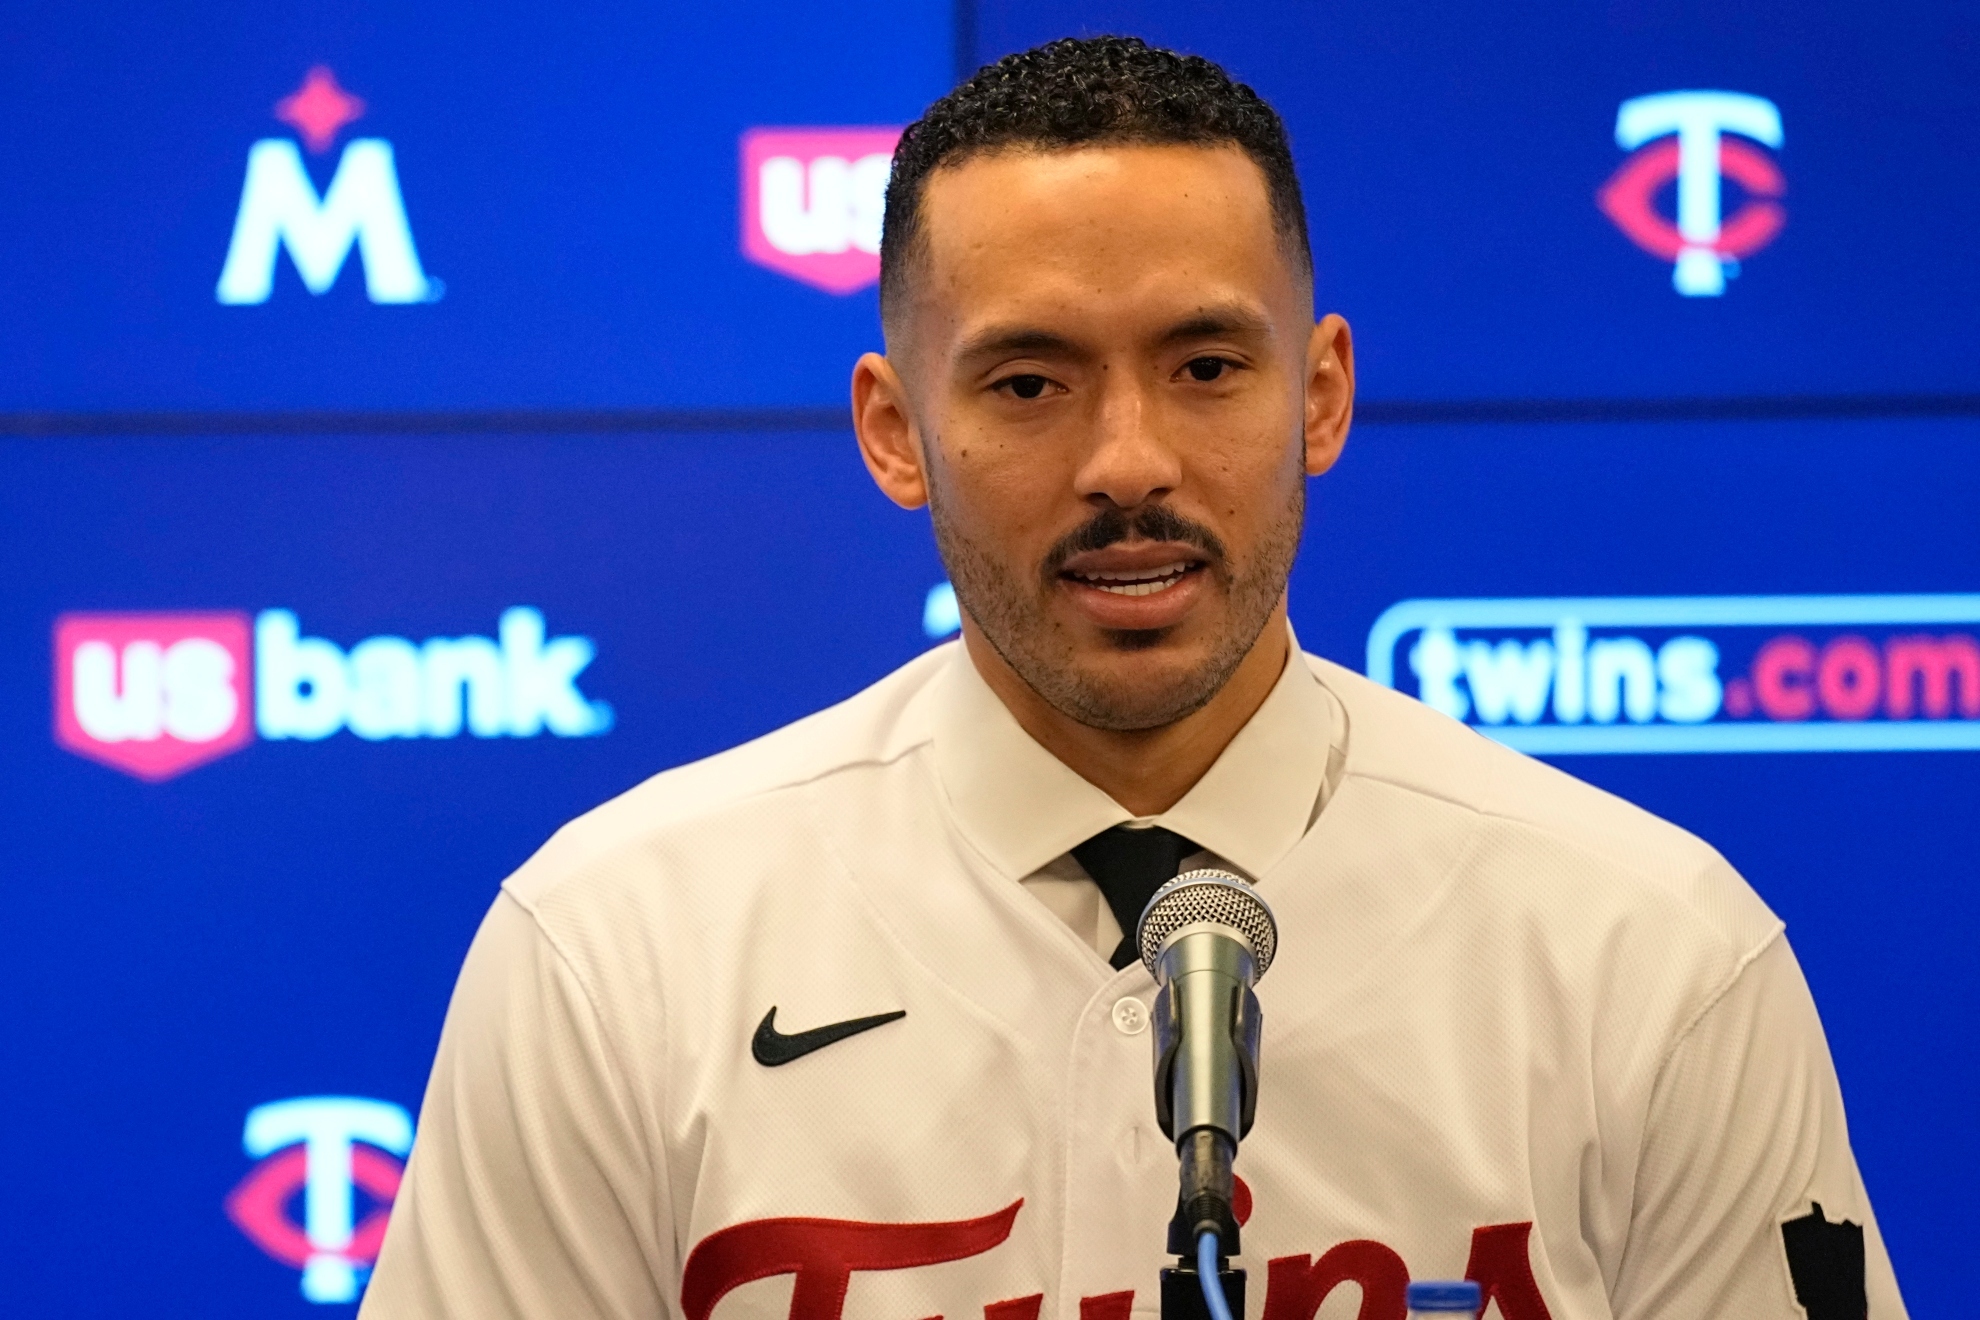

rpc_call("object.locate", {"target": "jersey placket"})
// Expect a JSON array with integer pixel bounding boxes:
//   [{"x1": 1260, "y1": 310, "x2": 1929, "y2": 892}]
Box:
[{"x1": 1057, "y1": 974, "x2": 1174, "y2": 1320}]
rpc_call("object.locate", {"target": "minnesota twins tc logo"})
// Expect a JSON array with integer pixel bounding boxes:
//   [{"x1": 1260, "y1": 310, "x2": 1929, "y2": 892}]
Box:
[
  {"x1": 1598, "y1": 90, "x2": 1784, "y2": 297},
  {"x1": 225, "y1": 1096, "x2": 415, "y2": 1302}
]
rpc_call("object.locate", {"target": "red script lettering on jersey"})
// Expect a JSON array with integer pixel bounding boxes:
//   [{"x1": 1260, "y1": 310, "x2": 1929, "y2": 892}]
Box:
[
  {"x1": 682, "y1": 1204, "x2": 1554, "y2": 1320},
  {"x1": 682, "y1": 1200, "x2": 1023, "y2": 1320}
]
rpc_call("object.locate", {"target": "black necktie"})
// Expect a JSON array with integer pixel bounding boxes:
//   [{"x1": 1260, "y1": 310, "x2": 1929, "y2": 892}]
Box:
[{"x1": 1072, "y1": 824, "x2": 1200, "y2": 970}]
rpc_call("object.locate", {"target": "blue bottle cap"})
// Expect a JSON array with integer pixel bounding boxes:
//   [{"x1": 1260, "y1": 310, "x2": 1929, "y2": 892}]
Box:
[{"x1": 1407, "y1": 1280, "x2": 1483, "y2": 1312}]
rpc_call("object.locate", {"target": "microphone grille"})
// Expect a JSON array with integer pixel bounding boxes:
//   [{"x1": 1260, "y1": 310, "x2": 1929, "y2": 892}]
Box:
[{"x1": 1136, "y1": 868, "x2": 1278, "y2": 979}]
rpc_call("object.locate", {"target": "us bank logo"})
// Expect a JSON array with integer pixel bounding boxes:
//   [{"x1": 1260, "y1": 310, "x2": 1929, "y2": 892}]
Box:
[
  {"x1": 226, "y1": 1096, "x2": 413, "y2": 1303},
  {"x1": 54, "y1": 607, "x2": 611, "y2": 781},
  {"x1": 1368, "y1": 595, "x2": 1980, "y2": 754},
  {"x1": 741, "y1": 127, "x2": 899, "y2": 293},
  {"x1": 216, "y1": 66, "x2": 441, "y2": 305},
  {"x1": 1598, "y1": 91, "x2": 1784, "y2": 297}
]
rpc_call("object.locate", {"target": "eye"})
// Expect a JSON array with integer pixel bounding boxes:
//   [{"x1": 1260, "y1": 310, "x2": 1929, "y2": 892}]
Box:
[
  {"x1": 999, "y1": 374, "x2": 1051, "y2": 400},
  {"x1": 1184, "y1": 357, "x2": 1233, "y2": 382}
]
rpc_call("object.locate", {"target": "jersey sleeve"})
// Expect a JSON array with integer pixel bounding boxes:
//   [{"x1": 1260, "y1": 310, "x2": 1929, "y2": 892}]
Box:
[
  {"x1": 359, "y1": 889, "x2": 675, "y2": 1320},
  {"x1": 1609, "y1": 933, "x2": 1907, "y2": 1319}
]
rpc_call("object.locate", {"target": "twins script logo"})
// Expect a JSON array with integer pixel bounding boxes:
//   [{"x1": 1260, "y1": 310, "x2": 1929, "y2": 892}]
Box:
[
  {"x1": 226, "y1": 1097, "x2": 415, "y2": 1303},
  {"x1": 741, "y1": 128, "x2": 900, "y2": 293},
  {"x1": 216, "y1": 66, "x2": 441, "y2": 304},
  {"x1": 682, "y1": 1199, "x2": 1554, "y2": 1320},
  {"x1": 1598, "y1": 90, "x2": 1784, "y2": 297}
]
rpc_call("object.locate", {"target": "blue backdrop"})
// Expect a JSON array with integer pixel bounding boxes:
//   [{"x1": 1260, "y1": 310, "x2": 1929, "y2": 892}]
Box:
[{"x1": 0, "y1": 0, "x2": 1972, "y2": 1314}]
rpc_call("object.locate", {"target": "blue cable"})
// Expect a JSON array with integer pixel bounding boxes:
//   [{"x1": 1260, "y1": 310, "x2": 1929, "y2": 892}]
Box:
[{"x1": 1196, "y1": 1230, "x2": 1235, "y2": 1320}]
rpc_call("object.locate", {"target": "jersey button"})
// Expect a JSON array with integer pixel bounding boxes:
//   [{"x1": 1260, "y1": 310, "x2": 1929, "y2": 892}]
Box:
[{"x1": 1111, "y1": 996, "x2": 1149, "y2": 1036}]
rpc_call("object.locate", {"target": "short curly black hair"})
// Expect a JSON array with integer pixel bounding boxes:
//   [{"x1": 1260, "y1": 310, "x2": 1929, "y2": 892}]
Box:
[{"x1": 880, "y1": 36, "x2": 1311, "y2": 322}]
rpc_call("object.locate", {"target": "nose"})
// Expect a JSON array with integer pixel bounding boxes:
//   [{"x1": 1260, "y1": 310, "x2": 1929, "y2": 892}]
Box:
[{"x1": 1073, "y1": 374, "x2": 1182, "y2": 511}]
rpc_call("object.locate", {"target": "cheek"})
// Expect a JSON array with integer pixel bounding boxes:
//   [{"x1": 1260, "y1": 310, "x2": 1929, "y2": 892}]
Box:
[
  {"x1": 934, "y1": 434, "x2": 1070, "y2": 549},
  {"x1": 945, "y1": 414, "x2": 1075, "y2": 500},
  {"x1": 1194, "y1": 436, "x2": 1303, "y2": 522}
]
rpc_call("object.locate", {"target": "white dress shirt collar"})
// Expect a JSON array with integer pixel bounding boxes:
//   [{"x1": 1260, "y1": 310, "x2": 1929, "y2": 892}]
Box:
[{"x1": 929, "y1": 629, "x2": 1336, "y2": 882}]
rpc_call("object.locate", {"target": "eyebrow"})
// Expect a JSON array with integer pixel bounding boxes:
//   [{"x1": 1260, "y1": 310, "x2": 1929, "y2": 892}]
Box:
[
  {"x1": 1154, "y1": 304, "x2": 1273, "y2": 346},
  {"x1": 955, "y1": 303, "x2": 1274, "y2": 365},
  {"x1": 954, "y1": 325, "x2": 1084, "y2": 362}
]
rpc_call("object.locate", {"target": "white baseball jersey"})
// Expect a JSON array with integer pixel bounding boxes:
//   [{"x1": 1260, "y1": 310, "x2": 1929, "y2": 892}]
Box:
[{"x1": 362, "y1": 640, "x2": 1906, "y2": 1320}]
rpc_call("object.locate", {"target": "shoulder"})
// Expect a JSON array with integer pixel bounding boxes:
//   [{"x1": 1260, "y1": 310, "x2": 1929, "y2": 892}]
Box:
[
  {"x1": 1307, "y1": 652, "x2": 1781, "y2": 958},
  {"x1": 501, "y1": 645, "x2": 953, "y2": 913}
]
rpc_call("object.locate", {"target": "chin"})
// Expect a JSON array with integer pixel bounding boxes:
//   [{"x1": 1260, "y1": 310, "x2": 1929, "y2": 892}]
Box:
[
  {"x1": 1056, "y1": 647, "x2": 1227, "y2": 731},
  {"x1": 1099, "y1": 625, "x2": 1180, "y2": 654}
]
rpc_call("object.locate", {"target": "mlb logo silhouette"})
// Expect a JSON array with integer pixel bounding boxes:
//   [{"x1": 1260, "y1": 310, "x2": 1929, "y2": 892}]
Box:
[
  {"x1": 741, "y1": 127, "x2": 900, "y2": 293},
  {"x1": 53, "y1": 612, "x2": 255, "y2": 780}
]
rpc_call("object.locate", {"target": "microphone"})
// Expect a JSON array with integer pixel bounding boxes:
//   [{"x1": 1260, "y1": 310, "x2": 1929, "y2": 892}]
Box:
[{"x1": 1136, "y1": 868, "x2": 1277, "y2": 1267}]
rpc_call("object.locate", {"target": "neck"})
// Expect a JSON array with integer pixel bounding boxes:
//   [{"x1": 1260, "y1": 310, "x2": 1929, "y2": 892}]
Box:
[{"x1": 962, "y1": 607, "x2": 1291, "y2": 817}]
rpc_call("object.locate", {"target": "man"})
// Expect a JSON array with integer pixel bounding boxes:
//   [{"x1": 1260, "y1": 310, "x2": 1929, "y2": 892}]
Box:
[{"x1": 363, "y1": 37, "x2": 1904, "y2": 1320}]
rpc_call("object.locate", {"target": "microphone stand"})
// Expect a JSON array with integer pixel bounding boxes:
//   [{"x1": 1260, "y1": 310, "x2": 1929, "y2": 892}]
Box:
[{"x1": 1159, "y1": 1130, "x2": 1246, "y2": 1320}]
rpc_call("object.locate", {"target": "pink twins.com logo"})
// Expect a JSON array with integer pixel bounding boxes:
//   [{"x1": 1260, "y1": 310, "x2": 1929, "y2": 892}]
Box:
[
  {"x1": 227, "y1": 1097, "x2": 413, "y2": 1303},
  {"x1": 1599, "y1": 91, "x2": 1784, "y2": 297},
  {"x1": 1368, "y1": 594, "x2": 1980, "y2": 754},
  {"x1": 741, "y1": 127, "x2": 901, "y2": 293},
  {"x1": 54, "y1": 608, "x2": 610, "y2": 781}
]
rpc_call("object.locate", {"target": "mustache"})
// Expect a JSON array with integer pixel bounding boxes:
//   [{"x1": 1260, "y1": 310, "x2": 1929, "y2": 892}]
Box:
[{"x1": 1041, "y1": 504, "x2": 1228, "y2": 577}]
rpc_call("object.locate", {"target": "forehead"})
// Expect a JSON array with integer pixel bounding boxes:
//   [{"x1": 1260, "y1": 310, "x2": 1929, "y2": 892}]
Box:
[{"x1": 902, "y1": 143, "x2": 1302, "y2": 348}]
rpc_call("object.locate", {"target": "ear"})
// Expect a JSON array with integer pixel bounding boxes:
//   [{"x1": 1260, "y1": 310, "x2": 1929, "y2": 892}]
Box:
[
  {"x1": 1302, "y1": 313, "x2": 1355, "y2": 478},
  {"x1": 852, "y1": 351, "x2": 929, "y2": 510}
]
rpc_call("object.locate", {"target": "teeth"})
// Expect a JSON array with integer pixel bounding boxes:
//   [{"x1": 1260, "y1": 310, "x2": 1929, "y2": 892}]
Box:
[
  {"x1": 1075, "y1": 561, "x2": 1190, "y2": 583},
  {"x1": 1072, "y1": 561, "x2": 1193, "y2": 596}
]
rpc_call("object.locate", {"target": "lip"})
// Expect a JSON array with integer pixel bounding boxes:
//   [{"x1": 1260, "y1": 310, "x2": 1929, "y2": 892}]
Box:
[{"x1": 1055, "y1": 541, "x2": 1211, "y2": 632}]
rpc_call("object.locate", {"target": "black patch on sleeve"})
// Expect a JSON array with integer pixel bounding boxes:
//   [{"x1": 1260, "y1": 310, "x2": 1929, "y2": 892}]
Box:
[{"x1": 1780, "y1": 1202, "x2": 1867, "y2": 1320}]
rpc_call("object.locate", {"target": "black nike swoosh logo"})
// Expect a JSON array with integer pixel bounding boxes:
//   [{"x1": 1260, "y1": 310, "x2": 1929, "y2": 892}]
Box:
[{"x1": 751, "y1": 1006, "x2": 907, "y2": 1067}]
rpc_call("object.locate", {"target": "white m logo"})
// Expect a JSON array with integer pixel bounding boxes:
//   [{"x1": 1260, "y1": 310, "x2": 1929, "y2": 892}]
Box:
[{"x1": 216, "y1": 139, "x2": 437, "y2": 305}]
